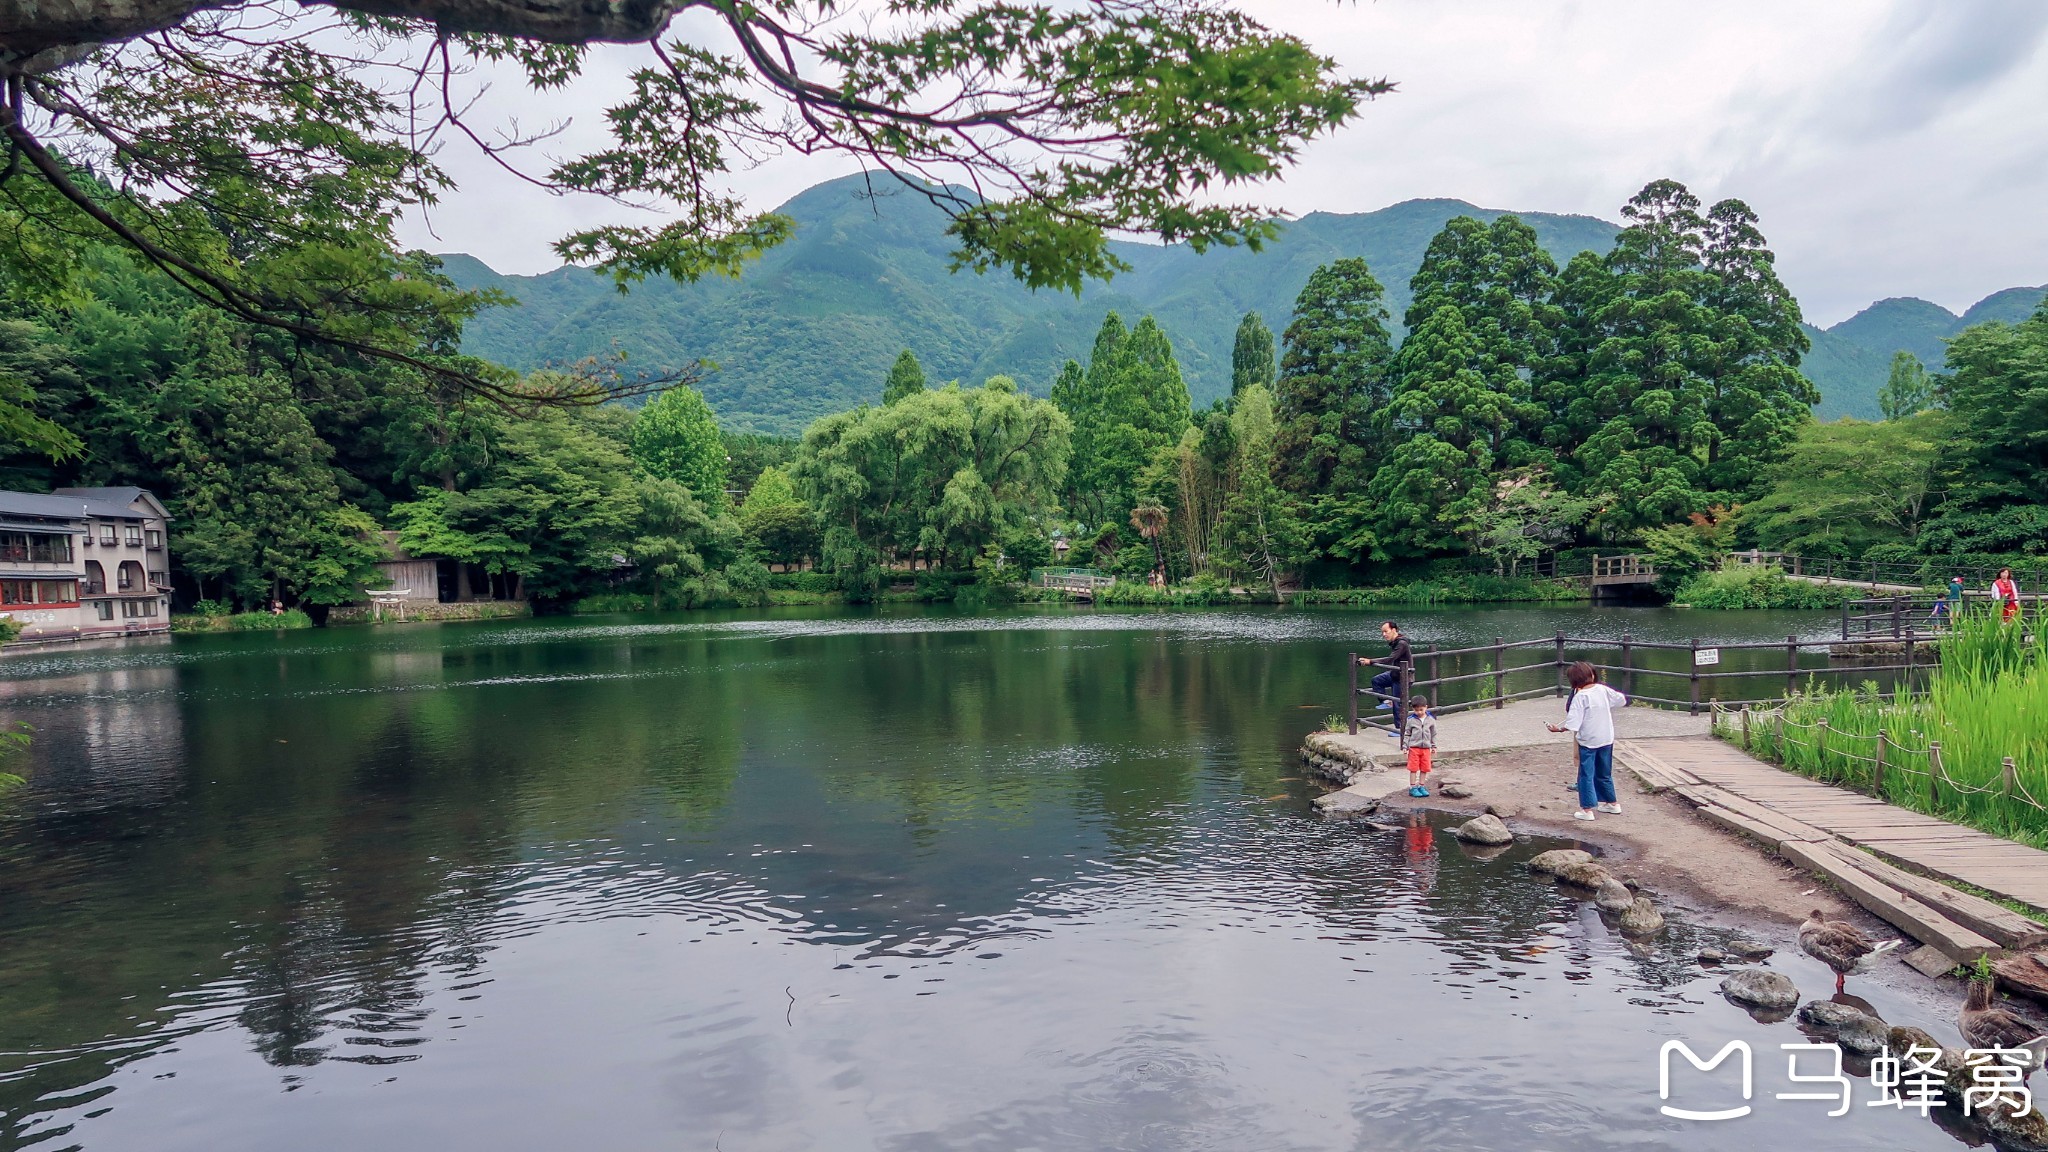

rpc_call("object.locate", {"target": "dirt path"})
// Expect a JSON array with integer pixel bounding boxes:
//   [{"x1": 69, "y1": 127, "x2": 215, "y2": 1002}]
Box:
[{"x1": 1373, "y1": 744, "x2": 1867, "y2": 929}]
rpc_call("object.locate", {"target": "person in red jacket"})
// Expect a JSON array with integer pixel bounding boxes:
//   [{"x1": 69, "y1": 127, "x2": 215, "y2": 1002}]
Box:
[{"x1": 1992, "y1": 568, "x2": 2021, "y2": 623}]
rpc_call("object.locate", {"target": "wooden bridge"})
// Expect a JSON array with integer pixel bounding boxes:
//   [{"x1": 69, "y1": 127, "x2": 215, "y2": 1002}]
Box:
[
  {"x1": 1032, "y1": 567, "x2": 1115, "y2": 600},
  {"x1": 1588, "y1": 554, "x2": 1657, "y2": 598}
]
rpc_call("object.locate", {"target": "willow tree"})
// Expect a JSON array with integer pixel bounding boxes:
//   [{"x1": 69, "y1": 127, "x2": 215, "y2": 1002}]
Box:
[{"x1": 1, "y1": 0, "x2": 1383, "y2": 404}]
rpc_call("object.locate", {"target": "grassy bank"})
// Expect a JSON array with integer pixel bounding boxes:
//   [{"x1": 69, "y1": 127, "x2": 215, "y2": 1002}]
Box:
[
  {"x1": 1292, "y1": 573, "x2": 1587, "y2": 607},
  {"x1": 1673, "y1": 565, "x2": 1871, "y2": 610},
  {"x1": 1719, "y1": 613, "x2": 2048, "y2": 848},
  {"x1": 172, "y1": 608, "x2": 314, "y2": 632}
]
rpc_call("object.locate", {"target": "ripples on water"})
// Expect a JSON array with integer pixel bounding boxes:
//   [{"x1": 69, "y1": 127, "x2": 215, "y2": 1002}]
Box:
[{"x1": 0, "y1": 607, "x2": 1964, "y2": 1151}]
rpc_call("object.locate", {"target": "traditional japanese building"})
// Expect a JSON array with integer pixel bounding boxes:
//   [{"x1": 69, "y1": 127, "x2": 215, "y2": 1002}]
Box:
[{"x1": 0, "y1": 487, "x2": 172, "y2": 643}]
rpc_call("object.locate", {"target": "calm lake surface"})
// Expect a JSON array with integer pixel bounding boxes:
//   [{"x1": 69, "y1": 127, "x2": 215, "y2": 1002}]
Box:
[{"x1": 0, "y1": 606, "x2": 1972, "y2": 1150}]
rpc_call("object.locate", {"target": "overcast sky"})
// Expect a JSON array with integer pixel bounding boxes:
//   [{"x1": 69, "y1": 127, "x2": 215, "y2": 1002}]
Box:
[{"x1": 393, "y1": 0, "x2": 2048, "y2": 327}]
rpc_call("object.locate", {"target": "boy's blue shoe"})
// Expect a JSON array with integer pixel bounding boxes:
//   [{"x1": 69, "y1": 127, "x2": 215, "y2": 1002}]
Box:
[{"x1": 1414, "y1": 786, "x2": 1430, "y2": 797}]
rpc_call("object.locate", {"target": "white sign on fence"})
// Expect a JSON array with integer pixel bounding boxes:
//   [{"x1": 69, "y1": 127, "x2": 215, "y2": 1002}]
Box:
[{"x1": 1695, "y1": 648, "x2": 1721, "y2": 667}]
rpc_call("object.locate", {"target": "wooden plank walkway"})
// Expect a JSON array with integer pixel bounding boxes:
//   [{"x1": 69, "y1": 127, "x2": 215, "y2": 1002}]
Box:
[{"x1": 1620, "y1": 736, "x2": 2048, "y2": 917}]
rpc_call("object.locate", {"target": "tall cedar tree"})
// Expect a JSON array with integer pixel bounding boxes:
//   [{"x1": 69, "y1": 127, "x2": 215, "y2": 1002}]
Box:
[
  {"x1": 1273, "y1": 258, "x2": 1393, "y2": 560},
  {"x1": 1541, "y1": 179, "x2": 1811, "y2": 534},
  {"x1": 1231, "y1": 312, "x2": 1277, "y2": 395},
  {"x1": 1052, "y1": 312, "x2": 1190, "y2": 527},
  {"x1": 882, "y1": 349, "x2": 927, "y2": 405},
  {"x1": 1368, "y1": 216, "x2": 1559, "y2": 555}
]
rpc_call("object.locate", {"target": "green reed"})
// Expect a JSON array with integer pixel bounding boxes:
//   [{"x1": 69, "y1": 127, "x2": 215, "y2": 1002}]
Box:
[{"x1": 1722, "y1": 611, "x2": 2048, "y2": 849}]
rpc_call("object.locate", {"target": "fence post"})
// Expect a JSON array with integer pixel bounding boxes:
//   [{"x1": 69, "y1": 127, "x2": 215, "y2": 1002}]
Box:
[
  {"x1": 1815, "y1": 718, "x2": 1829, "y2": 778},
  {"x1": 1399, "y1": 654, "x2": 1413, "y2": 714},
  {"x1": 1689, "y1": 637, "x2": 1701, "y2": 715},
  {"x1": 1841, "y1": 600, "x2": 1849, "y2": 642},
  {"x1": 1786, "y1": 635, "x2": 1798, "y2": 699},
  {"x1": 1620, "y1": 632, "x2": 1634, "y2": 699},
  {"x1": 1427, "y1": 645, "x2": 1440, "y2": 709},
  {"x1": 1929, "y1": 741, "x2": 1943, "y2": 809},
  {"x1": 1493, "y1": 636, "x2": 1504, "y2": 709},
  {"x1": 1891, "y1": 596, "x2": 1902, "y2": 640},
  {"x1": 1554, "y1": 630, "x2": 1566, "y2": 698},
  {"x1": 1741, "y1": 704, "x2": 1751, "y2": 746},
  {"x1": 2004, "y1": 756, "x2": 2019, "y2": 802},
  {"x1": 1903, "y1": 627, "x2": 1915, "y2": 697},
  {"x1": 1347, "y1": 651, "x2": 1359, "y2": 736},
  {"x1": 1875, "y1": 729, "x2": 1888, "y2": 797}
]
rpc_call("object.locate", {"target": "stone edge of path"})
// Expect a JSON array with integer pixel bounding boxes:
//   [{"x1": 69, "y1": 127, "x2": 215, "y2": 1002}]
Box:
[{"x1": 1616, "y1": 739, "x2": 2043, "y2": 974}]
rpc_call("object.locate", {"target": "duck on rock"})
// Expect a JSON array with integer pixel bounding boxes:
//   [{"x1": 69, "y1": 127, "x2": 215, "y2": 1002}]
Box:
[
  {"x1": 1960, "y1": 980, "x2": 2048, "y2": 1072},
  {"x1": 1799, "y1": 909, "x2": 1899, "y2": 994}
]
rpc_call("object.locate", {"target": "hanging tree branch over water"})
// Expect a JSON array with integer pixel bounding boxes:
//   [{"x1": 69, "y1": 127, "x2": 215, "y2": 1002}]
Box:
[{"x1": 0, "y1": 0, "x2": 1385, "y2": 404}]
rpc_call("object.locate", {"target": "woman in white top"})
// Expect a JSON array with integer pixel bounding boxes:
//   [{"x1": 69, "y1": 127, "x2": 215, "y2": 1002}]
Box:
[{"x1": 1548, "y1": 660, "x2": 1627, "y2": 821}]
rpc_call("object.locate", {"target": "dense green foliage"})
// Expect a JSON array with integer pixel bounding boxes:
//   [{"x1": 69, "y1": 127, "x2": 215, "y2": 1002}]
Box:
[
  {"x1": 631, "y1": 386, "x2": 730, "y2": 505},
  {"x1": 1670, "y1": 565, "x2": 1862, "y2": 610},
  {"x1": 792, "y1": 378, "x2": 1070, "y2": 599}
]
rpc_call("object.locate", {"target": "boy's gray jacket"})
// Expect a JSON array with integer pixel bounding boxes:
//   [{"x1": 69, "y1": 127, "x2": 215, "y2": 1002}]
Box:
[{"x1": 1402, "y1": 712, "x2": 1436, "y2": 750}]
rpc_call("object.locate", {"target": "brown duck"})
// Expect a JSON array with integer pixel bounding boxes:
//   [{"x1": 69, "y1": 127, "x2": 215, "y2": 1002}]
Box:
[
  {"x1": 1799, "y1": 909, "x2": 1899, "y2": 993},
  {"x1": 1960, "y1": 981, "x2": 2048, "y2": 1070}
]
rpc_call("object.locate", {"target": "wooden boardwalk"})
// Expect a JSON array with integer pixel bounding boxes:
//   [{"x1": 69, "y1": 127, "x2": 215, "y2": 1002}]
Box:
[{"x1": 1619, "y1": 736, "x2": 2048, "y2": 962}]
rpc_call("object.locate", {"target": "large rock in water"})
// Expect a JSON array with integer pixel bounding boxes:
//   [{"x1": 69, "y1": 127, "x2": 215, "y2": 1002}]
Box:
[
  {"x1": 1526, "y1": 849, "x2": 1593, "y2": 876},
  {"x1": 1618, "y1": 897, "x2": 1666, "y2": 937},
  {"x1": 1451, "y1": 813, "x2": 1513, "y2": 845},
  {"x1": 1594, "y1": 878, "x2": 1635, "y2": 914},
  {"x1": 1799, "y1": 1001, "x2": 1890, "y2": 1054},
  {"x1": 1553, "y1": 860, "x2": 1614, "y2": 889},
  {"x1": 1722, "y1": 970, "x2": 1800, "y2": 1010}
]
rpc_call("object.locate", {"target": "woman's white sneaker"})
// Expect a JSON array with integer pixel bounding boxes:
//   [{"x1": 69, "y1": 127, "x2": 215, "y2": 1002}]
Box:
[
  {"x1": 1597, "y1": 803, "x2": 1623, "y2": 814},
  {"x1": 1573, "y1": 810, "x2": 1597, "y2": 822}
]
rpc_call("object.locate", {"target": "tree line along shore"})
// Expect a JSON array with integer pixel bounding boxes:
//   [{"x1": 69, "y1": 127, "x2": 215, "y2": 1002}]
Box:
[{"x1": 3, "y1": 179, "x2": 2043, "y2": 622}]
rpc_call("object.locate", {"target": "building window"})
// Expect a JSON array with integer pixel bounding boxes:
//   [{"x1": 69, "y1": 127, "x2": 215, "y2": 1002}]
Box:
[
  {"x1": 124, "y1": 525, "x2": 142, "y2": 546},
  {"x1": 0, "y1": 531, "x2": 74, "y2": 564},
  {"x1": 84, "y1": 561, "x2": 105, "y2": 595},
  {"x1": 120, "y1": 599, "x2": 158, "y2": 618},
  {"x1": 148, "y1": 570, "x2": 167, "y2": 590},
  {"x1": 146, "y1": 529, "x2": 163, "y2": 549},
  {"x1": 117, "y1": 561, "x2": 142, "y2": 591},
  {"x1": 100, "y1": 524, "x2": 116, "y2": 546},
  {"x1": 94, "y1": 600, "x2": 113, "y2": 621},
  {"x1": 1, "y1": 579, "x2": 78, "y2": 604}
]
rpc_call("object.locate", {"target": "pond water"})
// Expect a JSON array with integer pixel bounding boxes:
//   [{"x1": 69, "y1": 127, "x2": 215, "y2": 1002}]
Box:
[{"x1": 0, "y1": 606, "x2": 1976, "y2": 1151}]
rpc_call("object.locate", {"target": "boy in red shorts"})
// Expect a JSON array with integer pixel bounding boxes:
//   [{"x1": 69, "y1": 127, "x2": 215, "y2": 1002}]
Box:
[{"x1": 1402, "y1": 695, "x2": 1436, "y2": 797}]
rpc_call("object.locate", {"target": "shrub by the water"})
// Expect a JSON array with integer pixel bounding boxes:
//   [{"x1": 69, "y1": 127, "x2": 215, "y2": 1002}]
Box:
[
  {"x1": 1673, "y1": 565, "x2": 1865, "y2": 610},
  {"x1": 1725, "y1": 613, "x2": 2048, "y2": 848}
]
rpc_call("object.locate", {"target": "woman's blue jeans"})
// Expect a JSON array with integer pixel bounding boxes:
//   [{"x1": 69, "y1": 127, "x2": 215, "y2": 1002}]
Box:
[{"x1": 1576, "y1": 743, "x2": 1616, "y2": 810}]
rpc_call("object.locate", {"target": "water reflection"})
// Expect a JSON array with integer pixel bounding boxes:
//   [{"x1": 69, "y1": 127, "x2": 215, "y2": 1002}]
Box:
[{"x1": 0, "y1": 608, "x2": 1968, "y2": 1151}]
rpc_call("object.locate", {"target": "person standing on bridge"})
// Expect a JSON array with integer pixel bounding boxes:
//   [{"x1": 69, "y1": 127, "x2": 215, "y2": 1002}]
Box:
[
  {"x1": 1993, "y1": 568, "x2": 2021, "y2": 623},
  {"x1": 1358, "y1": 622, "x2": 1413, "y2": 721}
]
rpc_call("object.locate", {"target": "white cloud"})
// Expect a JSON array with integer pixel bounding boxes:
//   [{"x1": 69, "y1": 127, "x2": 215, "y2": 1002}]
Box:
[{"x1": 394, "y1": 0, "x2": 2048, "y2": 326}]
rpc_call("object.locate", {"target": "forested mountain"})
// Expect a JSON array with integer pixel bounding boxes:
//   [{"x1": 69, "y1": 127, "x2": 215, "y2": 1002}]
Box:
[
  {"x1": 1805, "y1": 285, "x2": 2048, "y2": 419},
  {"x1": 446, "y1": 175, "x2": 2046, "y2": 433},
  {"x1": 444, "y1": 176, "x2": 1619, "y2": 433}
]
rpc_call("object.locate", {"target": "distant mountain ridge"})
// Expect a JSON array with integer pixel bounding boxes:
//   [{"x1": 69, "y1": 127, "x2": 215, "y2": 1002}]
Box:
[
  {"x1": 1805, "y1": 285, "x2": 2047, "y2": 420},
  {"x1": 441, "y1": 174, "x2": 2046, "y2": 433}
]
